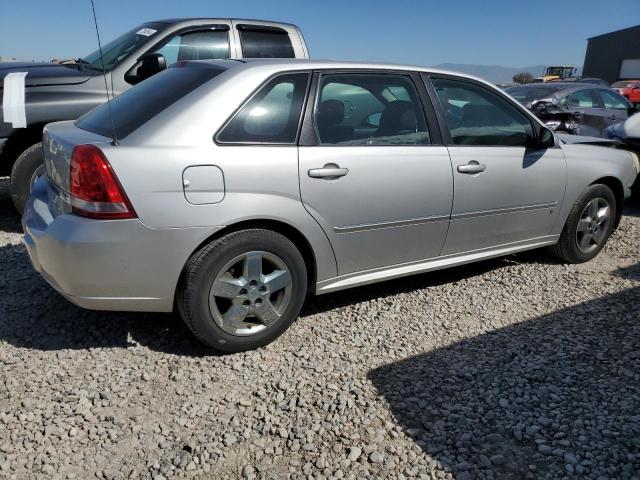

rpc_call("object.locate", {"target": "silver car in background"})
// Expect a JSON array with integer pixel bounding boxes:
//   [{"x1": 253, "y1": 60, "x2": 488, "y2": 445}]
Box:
[{"x1": 23, "y1": 60, "x2": 639, "y2": 352}]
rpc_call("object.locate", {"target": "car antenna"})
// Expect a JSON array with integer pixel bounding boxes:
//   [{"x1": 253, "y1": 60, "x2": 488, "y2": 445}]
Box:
[{"x1": 89, "y1": 0, "x2": 118, "y2": 146}]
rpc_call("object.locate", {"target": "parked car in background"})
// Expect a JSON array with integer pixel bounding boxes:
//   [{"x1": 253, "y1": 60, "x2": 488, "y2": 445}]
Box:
[
  {"x1": 22, "y1": 60, "x2": 638, "y2": 352},
  {"x1": 506, "y1": 83, "x2": 636, "y2": 137},
  {"x1": 548, "y1": 77, "x2": 608, "y2": 86},
  {"x1": 612, "y1": 80, "x2": 640, "y2": 104},
  {"x1": 0, "y1": 18, "x2": 309, "y2": 213}
]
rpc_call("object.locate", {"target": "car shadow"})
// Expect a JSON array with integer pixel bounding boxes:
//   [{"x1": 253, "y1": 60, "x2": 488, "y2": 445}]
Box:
[
  {"x1": 368, "y1": 263, "x2": 640, "y2": 479},
  {"x1": 0, "y1": 177, "x2": 22, "y2": 234},
  {"x1": 0, "y1": 240, "x2": 521, "y2": 356}
]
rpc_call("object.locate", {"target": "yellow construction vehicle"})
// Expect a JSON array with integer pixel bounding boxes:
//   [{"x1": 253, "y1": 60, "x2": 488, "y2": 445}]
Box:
[{"x1": 534, "y1": 66, "x2": 577, "y2": 83}]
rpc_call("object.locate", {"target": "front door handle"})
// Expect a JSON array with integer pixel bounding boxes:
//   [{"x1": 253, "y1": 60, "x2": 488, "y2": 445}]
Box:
[
  {"x1": 308, "y1": 163, "x2": 349, "y2": 179},
  {"x1": 457, "y1": 161, "x2": 486, "y2": 174}
]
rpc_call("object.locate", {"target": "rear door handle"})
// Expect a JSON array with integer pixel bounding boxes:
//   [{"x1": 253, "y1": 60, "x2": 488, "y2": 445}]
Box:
[
  {"x1": 308, "y1": 163, "x2": 349, "y2": 179},
  {"x1": 457, "y1": 161, "x2": 486, "y2": 174}
]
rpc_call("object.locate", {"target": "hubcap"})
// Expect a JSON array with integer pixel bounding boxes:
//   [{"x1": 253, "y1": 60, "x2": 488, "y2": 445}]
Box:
[
  {"x1": 208, "y1": 251, "x2": 292, "y2": 336},
  {"x1": 576, "y1": 197, "x2": 610, "y2": 254}
]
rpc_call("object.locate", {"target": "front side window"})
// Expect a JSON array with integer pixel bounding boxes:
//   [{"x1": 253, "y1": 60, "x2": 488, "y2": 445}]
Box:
[
  {"x1": 154, "y1": 29, "x2": 229, "y2": 65},
  {"x1": 599, "y1": 89, "x2": 629, "y2": 110},
  {"x1": 238, "y1": 26, "x2": 295, "y2": 58},
  {"x1": 431, "y1": 78, "x2": 534, "y2": 147},
  {"x1": 314, "y1": 74, "x2": 430, "y2": 146},
  {"x1": 217, "y1": 73, "x2": 309, "y2": 144},
  {"x1": 566, "y1": 89, "x2": 600, "y2": 108}
]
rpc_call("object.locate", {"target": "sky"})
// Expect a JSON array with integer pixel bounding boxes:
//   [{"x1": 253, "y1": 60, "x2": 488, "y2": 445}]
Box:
[{"x1": 0, "y1": 0, "x2": 638, "y2": 67}]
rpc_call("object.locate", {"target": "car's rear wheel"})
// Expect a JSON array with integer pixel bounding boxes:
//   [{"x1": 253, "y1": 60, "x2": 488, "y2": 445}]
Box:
[
  {"x1": 10, "y1": 142, "x2": 44, "y2": 214},
  {"x1": 178, "y1": 229, "x2": 307, "y2": 353},
  {"x1": 550, "y1": 184, "x2": 617, "y2": 263}
]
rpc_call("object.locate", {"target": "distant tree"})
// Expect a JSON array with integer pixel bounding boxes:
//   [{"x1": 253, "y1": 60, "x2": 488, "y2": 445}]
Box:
[{"x1": 513, "y1": 72, "x2": 534, "y2": 84}]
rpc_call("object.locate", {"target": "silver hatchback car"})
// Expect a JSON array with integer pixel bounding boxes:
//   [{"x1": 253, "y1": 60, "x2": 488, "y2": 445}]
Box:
[{"x1": 23, "y1": 59, "x2": 639, "y2": 352}]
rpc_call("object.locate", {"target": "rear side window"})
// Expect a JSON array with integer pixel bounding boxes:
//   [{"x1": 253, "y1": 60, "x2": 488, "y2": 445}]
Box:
[
  {"x1": 77, "y1": 65, "x2": 224, "y2": 139},
  {"x1": 238, "y1": 25, "x2": 295, "y2": 58},
  {"x1": 431, "y1": 78, "x2": 534, "y2": 147},
  {"x1": 217, "y1": 73, "x2": 309, "y2": 144},
  {"x1": 314, "y1": 73, "x2": 430, "y2": 145},
  {"x1": 599, "y1": 89, "x2": 628, "y2": 110}
]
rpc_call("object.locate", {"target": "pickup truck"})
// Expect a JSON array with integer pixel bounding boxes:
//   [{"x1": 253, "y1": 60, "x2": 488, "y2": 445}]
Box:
[{"x1": 0, "y1": 18, "x2": 309, "y2": 212}]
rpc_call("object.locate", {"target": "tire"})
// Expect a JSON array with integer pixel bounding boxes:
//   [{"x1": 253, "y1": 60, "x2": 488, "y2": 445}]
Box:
[
  {"x1": 550, "y1": 184, "x2": 617, "y2": 263},
  {"x1": 10, "y1": 142, "x2": 44, "y2": 214},
  {"x1": 178, "y1": 229, "x2": 307, "y2": 353}
]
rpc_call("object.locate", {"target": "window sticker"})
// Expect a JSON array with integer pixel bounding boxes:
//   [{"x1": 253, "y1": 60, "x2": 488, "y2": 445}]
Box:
[
  {"x1": 136, "y1": 28, "x2": 157, "y2": 37},
  {"x1": 2, "y1": 72, "x2": 28, "y2": 128}
]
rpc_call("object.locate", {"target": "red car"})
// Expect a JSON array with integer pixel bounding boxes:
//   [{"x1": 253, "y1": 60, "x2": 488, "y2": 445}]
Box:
[{"x1": 612, "y1": 80, "x2": 640, "y2": 104}]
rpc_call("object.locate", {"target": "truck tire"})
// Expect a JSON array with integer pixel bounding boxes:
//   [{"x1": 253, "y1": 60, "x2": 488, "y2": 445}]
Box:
[{"x1": 10, "y1": 142, "x2": 44, "y2": 214}]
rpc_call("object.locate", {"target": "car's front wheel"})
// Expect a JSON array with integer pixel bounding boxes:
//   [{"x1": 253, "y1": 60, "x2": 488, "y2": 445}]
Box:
[
  {"x1": 178, "y1": 229, "x2": 307, "y2": 353},
  {"x1": 550, "y1": 184, "x2": 617, "y2": 263}
]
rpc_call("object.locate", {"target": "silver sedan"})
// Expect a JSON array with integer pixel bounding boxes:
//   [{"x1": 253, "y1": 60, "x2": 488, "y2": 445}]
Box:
[{"x1": 23, "y1": 59, "x2": 640, "y2": 352}]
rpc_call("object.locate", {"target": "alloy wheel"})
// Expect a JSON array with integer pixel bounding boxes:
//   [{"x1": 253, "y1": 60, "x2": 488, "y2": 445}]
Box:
[
  {"x1": 575, "y1": 197, "x2": 611, "y2": 254},
  {"x1": 208, "y1": 251, "x2": 292, "y2": 335}
]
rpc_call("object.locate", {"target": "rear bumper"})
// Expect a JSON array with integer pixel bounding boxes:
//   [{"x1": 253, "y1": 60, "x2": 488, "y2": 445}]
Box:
[{"x1": 22, "y1": 177, "x2": 220, "y2": 312}]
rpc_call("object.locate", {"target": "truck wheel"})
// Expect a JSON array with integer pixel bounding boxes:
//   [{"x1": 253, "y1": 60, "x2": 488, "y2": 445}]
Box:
[
  {"x1": 10, "y1": 142, "x2": 44, "y2": 214},
  {"x1": 550, "y1": 184, "x2": 617, "y2": 263},
  {"x1": 178, "y1": 229, "x2": 307, "y2": 353}
]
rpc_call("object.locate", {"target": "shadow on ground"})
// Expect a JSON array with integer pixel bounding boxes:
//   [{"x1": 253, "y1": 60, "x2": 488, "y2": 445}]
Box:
[{"x1": 369, "y1": 263, "x2": 640, "y2": 479}]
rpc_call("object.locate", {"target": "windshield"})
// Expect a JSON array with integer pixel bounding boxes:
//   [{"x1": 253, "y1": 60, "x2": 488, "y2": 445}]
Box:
[
  {"x1": 505, "y1": 85, "x2": 564, "y2": 104},
  {"x1": 81, "y1": 22, "x2": 166, "y2": 70}
]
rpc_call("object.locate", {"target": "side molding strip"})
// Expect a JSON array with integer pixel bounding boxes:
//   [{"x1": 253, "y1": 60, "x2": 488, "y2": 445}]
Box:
[{"x1": 315, "y1": 235, "x2": 560, "y2": 294}]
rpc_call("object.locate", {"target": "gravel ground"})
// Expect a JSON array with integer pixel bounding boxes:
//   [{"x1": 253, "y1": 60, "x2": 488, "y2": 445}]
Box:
[{"x1": 0, "y1": 177, "x2": 638, "y2": 480}]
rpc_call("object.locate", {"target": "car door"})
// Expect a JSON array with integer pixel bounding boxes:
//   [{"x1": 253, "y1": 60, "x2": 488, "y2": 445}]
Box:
[
  {"x1": 426, "y1": 75, "x2": 566, "y2": 255},
  {"x1": 298, "y1": 71, "x2": 453, "y2": 275},
  {"x1": 561, "y1": 88, "x2": 607, "y2": 136},
  {"x1": 597, "y1": 89, "x2": 630, "y2": 128}
]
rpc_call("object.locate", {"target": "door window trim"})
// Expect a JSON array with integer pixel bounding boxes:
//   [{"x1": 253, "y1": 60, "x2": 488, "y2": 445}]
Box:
[
  {"x1": 124, "y1": 24, "x2": 231, "y2": 84},
  {"x1": 421, "y1": 72, "x2": 544, "y2": 148},
  {"x1": 298, "y1": 69, "x2": 443, "y2": 147},
  {"x1": 214, "y1": 70, "x2": 312, "y2": 146}
]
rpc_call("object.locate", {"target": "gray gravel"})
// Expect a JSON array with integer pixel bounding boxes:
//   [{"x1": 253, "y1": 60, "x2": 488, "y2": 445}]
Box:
[{"x1": 0, "y1": 177, "x2": 639, "y2": 480}]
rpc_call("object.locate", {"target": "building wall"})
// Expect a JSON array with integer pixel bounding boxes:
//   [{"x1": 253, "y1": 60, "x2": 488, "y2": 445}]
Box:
[{"x1": 582, "y1": 25, "x2": 640, "y2": 84}]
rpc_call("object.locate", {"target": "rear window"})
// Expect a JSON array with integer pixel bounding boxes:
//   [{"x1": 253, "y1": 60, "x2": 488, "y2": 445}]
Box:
[
  {"x1": 238, "y1": 25, "x2": 295, "y2": 58},
  {"x1": 76, "y1": 64, "x2": 225, "y2": 139}
]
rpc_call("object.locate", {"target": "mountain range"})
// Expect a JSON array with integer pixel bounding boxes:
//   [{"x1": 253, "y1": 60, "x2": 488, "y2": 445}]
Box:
[{"x1": 431, "y1": 63, "x2": 583, "y2": 84}]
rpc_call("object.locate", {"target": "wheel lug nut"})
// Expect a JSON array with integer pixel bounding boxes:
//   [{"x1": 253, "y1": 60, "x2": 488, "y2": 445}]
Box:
[
  {"x1": 242, "y1": 300, "x2": 250, "y2": 306},
  {"x1": 255, "y1": 298, "x2": 262, "y2": 305},
  {"x1": 239, "y1": 288, "x2": 247, "y2": 295},
  {"x1": 259, "y1": 286, "x2": 267, "y2": 292},
  {"x1": 249, "y1": 280, "x2": 257, "y2": 287}
]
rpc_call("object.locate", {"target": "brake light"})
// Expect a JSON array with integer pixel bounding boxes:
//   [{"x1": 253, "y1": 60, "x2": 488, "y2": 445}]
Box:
[{"x1": 69, "y1": 144, "x2": 136, "y2": 219}]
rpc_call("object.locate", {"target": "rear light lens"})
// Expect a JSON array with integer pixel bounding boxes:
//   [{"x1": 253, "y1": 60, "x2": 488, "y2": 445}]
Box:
[{"x1": 69, "y1": 144, "x2": 136, "y2": 219}]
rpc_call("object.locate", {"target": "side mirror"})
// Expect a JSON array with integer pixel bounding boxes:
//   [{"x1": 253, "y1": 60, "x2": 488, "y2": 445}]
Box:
[
  {"x1": 135, "y1": 53, "x2": 167, "y2": 83},
  {"x1": 538, "y1": 127, "x2": 556, "y2": 149}
]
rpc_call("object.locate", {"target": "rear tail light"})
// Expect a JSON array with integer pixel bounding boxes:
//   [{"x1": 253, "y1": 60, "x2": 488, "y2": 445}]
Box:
[{"x1": 69, "y1": 144, "x2": 136, "y2": 219}]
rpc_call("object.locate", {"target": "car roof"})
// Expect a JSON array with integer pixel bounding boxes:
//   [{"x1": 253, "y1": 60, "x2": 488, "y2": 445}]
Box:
[{"x1": 187, "y1": 58, "x2": 496, "y2": 86}]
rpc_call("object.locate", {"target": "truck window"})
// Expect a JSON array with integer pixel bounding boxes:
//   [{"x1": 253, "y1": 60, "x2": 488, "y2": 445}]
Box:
[
  {"x1": 154, "y1": 28, "x2": 230, "y2": 65},
  {"x1": 237, "y1": 25, "x2": 295, "y2": 58}
]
